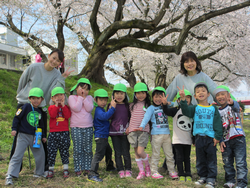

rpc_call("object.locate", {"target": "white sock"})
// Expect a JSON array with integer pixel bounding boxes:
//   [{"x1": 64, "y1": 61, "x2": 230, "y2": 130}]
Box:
[
  {"x1": 49, "y1": 166, "x2": 54, "y2": 171},
  {"x1": 63, "y1": 164, "x2": 68, "y2": 170}
]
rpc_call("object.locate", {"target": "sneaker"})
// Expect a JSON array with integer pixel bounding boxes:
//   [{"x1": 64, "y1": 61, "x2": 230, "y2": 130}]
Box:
[
  {"x1": 46, "y1": 170, "x2": 54, "y2": 179},
  {"x1": 75, "y1": 171, "x2": 82, "y2": 177},
  {"x1": 169, "y1": 172, "x2": 179, "y2": 179},
  {"x1": 145, "y1": 166, "x2": 151, "y2": 177},
  {"x1": 5, "y1": 176, "x2": 13, "y2": 185},
  {"x1": 33, "y1": 174, "x2": 46, "y2": 178},
  {"x1": 118, "y1": 170, "x2": 125, "y2": 178},
  {"x1": 125, "y1": 170, "x2": 132, "y2": 177},
  {"x1": 205, "y1": 182, "x2": 215, "y2": 188},
  {"x1": 151, "y1": 172, "x2": 163, "y2": 179},
  {"x1": 195, "y1": 179, "x2": 206, "y2": 186},
  {"x1": 235, "y1": 187, "x2": 247, "y2": 188},
  {"x1": 224, "y1": 182, "x2": 235, "y2": 188},
  {"x1": 87, "y1": 175, "x2": 103, "y2": 182},
  {"x1": 83, "y1": 170, "x2": 89, "y2": 176},
  {"x1": 186, "y1": 176, "x2": 192, "y2": 182},
  {"x1": 63, "y1": 170, "x2": 69, "y2": 178},
  {"x1": 136, "y1": 171, "x2": 145, "y2": 180},
  {"x1": 179, "y1": 176, "x2": 185, "y2": 182}
]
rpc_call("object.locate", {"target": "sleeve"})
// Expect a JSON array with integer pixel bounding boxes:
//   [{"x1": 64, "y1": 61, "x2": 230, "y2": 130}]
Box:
[
  {"x1": 38, "y1": 110, "x2": 45, "y2": 138},
  {"x1": 213, "y1": 106, "x2": 223, "y2": 140},
  {"x1": 139, "y1": 106, "x2": 153, "y2": 129},
  {"x1": 205, "y1": 74, "x2": 217, "y2": 97},
  {"x1": 96, "y1": 107, "x2": 116, "y2": 121},
  {"x1": 180, "y1": 100, "x2": 196, "y2": 118},
  {"x1": 165, "y1": 76, "x2": 178, "y2": 102},
  {"x1": 62, "y1": 105, "x2": 71, "y2": 119},
  {"x1": 48, "y1": 105, "x2": 59, "y2": 118},
  {"x1": 83, "y1": 96, "x2": 94, "y2": 113},
  {"x1": 53, "y1": 74, "x2": 66, "y2": 89},
  {"x1": 162, "y1": 104, "x2": 178, "y2": 117},
  {"x1": 68, "y1": 95, "x2": 83, "y2": 112},
  {"x1": 12, "y1": 106, "x2": 25, "y2": 131},
  {"x1": 231, "y1": 101, "x2": 240, "y2": 113},
  {"x1": 17, "y1": 66, "x2": 31, "y2": 94}
]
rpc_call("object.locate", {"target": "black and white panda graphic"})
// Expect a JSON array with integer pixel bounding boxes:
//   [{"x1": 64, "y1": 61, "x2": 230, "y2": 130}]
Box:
[{"x1": 176, "y1": 114, "x2": 192, "y2": 132}]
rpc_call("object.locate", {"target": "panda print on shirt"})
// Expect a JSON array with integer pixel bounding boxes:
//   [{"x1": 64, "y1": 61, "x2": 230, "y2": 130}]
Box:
[{"x1": 177, "y1": 114, "x2": 192, "y2": 132}]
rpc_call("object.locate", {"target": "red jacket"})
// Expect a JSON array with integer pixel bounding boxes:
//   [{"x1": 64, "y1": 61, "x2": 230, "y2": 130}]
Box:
[{"x1": 48, "y1": 105, "x2": 71, "y2": 132}]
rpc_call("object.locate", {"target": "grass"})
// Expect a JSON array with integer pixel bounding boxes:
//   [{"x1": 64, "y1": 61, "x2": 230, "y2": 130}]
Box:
[{"x1": 0, "y1": 69, "x2": 250, "y2": 187}]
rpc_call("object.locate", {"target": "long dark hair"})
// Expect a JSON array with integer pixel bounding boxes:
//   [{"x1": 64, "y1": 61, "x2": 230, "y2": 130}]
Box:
[
  {"x1": 113, "y1": 90, "x2": 131, "y2": 119},
  {"x1": 179, "y1": 51, "x2": 202, "y2": 76},
  {"x1": 130, "y1": 92, "x2": 151, "y2": 112}
]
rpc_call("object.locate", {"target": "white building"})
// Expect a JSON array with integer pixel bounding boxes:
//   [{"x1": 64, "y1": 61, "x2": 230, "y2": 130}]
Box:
[{"x1": 0, "y1": 27, "x2": 28, "y2": 70}]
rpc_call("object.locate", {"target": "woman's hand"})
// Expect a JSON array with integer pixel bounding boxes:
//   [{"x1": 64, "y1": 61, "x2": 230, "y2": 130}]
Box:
[{"x1": 62, "y1": 67, "x2": 74, "y2": 78}]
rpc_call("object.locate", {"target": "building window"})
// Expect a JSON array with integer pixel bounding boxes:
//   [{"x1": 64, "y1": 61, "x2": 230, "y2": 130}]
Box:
[
  {"x1": 0, "y1": 54, "x2": 6, "y2": 65},
  {"x1": 10, "y1": 55, "x2": 15, "y2": 67}
]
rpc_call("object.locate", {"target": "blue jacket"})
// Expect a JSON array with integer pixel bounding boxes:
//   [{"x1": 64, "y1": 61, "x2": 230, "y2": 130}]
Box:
[{"x1": 93, "y1": 106, "x2": 115, "y2": 138}]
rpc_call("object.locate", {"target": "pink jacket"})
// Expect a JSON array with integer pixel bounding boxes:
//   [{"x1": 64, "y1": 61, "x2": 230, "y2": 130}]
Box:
[
  {"x1": 68, "y1": 95, "x2": 94, "y2": 128},
  {"x1": 35, "y1": 54, "x2": 42, "y2": 63}
]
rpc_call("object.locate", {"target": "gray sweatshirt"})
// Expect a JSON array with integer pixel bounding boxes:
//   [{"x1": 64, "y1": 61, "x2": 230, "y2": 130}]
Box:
[
  {"x1": 166, "y1": 72, "x2": 217, "y2": 105},
  {"x1": 16, "y1": 63, "x2": 65, "y2": 107}
]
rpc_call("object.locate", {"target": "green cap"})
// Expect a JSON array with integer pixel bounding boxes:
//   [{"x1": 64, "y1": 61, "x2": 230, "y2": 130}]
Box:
[
  {"x1": 29, "y1": 87, "x2": 44, "y2": 98},
  {"x1": 212, "y1": 85, "x2": 228, "y2": 97},
  {"x1": 94, "y1": 89, "x2": 108, "y2": 98},
  {"x1": 134, "y1": 82, "x2": 148, "y2": 92},
  {"x1": 113, "y1": 83, "x2": 127, "y2": 92},
  {"x1": 70, "y1": 78, "x2": 91, "y2": 92},
  {"x1": 51, "y1": 87, "x2": 65, "y2": 97},
  {"x1": 152, "y1": 86, "x2": 166, "y2": 95},
  {"x1": 177, "y1": 89, "x2": 192, "y2": 99},
  {"x1": 214, "y1": 85, "x2": 236, "y2": 101}
]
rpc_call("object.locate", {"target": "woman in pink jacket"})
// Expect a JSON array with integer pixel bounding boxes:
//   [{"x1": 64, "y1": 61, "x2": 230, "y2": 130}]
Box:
[
  {"x1": 35, "y1": 51, "x2": 42, "y2": 63},
  {"x1": 68, "y1": 78, "x2": 94, "y2": 177}
]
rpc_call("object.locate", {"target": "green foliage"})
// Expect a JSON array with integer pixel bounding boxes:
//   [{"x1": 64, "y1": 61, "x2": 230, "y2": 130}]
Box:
[{"x1": 238, "y1": 101, "x2": 245, "y2": 112}]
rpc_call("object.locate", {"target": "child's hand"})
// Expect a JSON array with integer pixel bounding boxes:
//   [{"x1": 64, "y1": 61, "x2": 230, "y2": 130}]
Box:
[
  {"x1": 125, "y1": 128, "x2": 129, "y2": 135},
  {"x1": 110, "y1": 96, "x2": 116, "y2": 108},
  {"x1": 42, "y1": 138, "x2": 47, "y2": 143},
  {"x1": 220, "y1": 141, "x2": 226, "y2": 152},
  {"x1": 160, "y1": 94, "x2": 169, "y2": 105},
  {"x1": 228, "y1": 98, "x2": 234, "y2": 105},
  {"x1": 62, "y1": 67, "x2": 74, "y2": 78},
  {"x1": 55, "y1": 100, "x2": 59, "y2": 107},
  {"x1": 11, "y1": 130, "x2": 16, "y2": 136},
  {"x1": 61, "y1": 97, "x2": 65, "y2": 107},
  {"x1": 133, "y1": 127, "x2": 143, "y2": 131},
  {"x1": 213, "y1": 138, "x2": 220, "y2": 146},
  {"x1": 177, "y1": 85, "x2": 186, "y2": 101}
]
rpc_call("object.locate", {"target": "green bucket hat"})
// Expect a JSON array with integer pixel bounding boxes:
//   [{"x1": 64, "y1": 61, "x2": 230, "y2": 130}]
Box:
[
  {"x1": 94, "y1": 89, "x2": 109, "y2": 98},
  {"x1": 51, "y1": 87, "x2": 65, "y2": 97},
  {"x1": 113, "y1": 83, "x2": 127, "y2": 92},
  {"x1": 177, "y1": 89, "x2": 192, "y2": 99},
  {"x1": 29, "y1": 87, "x2": 44, "y2": 98},
  {"x1": 215, "y1": 85, "x2": 236, "y2": 101},
  {"x1": 134, "y1": 82, "x2": 148, "y2": 93},
  {"x1": 152, "y1": 86, "x2": 166, "y2": 95},
  {"x1": 70, "y1": 78, "x2": 92, "y2": 92}
]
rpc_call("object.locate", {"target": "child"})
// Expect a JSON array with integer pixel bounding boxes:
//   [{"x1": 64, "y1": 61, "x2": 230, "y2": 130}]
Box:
[
  {"x1": 178, "y1": 82, "x2": 223, "y2": 188},
  {"x1": 87, "y1": 89, "x2": 116, "y2": 182},
  {"x1": 46, "y1": 87, "x2": 71, "y2": 179},
  {"x1": 127, "y1": 82, "x2": 151, "y2": 180},
  {"x1": 68, "y1": 78, "x2": 94, "y2": 176},
  {"x1": 162, "y1": 89, "x2": 193, "y2": 182},
  {"x1": 213, "y1": 86, "x2": 248, "y2": 188},
  {"x1": 5, "y1": 88, "x2": 46, "y2": 185},
  {"x1": 108, "y1": 83, "x2": 132, "y2": 178},
  {"x1": 139, "y1": 86, "x2": 178, "y2": 179}
]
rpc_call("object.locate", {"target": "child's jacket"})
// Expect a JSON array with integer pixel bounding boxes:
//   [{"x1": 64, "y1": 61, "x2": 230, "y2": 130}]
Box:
[
  {"x1": 218, "y1": 101, "x2": 245, "y2": 142},
  {"x1": 140, "y1": 105, "x2": 169, "y2": 135},
  {"x1": 163, "y1": 104, "x2": 193, "y2": 145},
  {"x1": 48, "y1": 104, "x2": 71, "y2": 132},
  {"x1": 93, "y1": 106, "x2": 115, "y2": 138},
  {"x1": 180, "y1": 100, "x2": 222, "y2": 141},
  {"x1": 12, "y1": 103, "x2": 45, "y2": 138}
]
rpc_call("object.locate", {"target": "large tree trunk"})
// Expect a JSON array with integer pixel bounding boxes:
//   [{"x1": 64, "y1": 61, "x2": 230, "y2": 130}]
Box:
[
  {"x1": 126, "y1": 74, "x2": 137, "y2": 88},
  {"x1": 155, "y1": 72, "x2": 167, "y2": 88}
]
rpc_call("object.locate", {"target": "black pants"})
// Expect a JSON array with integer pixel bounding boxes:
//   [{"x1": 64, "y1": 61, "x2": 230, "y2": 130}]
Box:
[
  {"x1": 173, "y1": 144, "x2": 191, "y2": 177},
  {"x1": 111, "y1": 135, "x2": 131, "y2": 171},
  {"x1": 10, "y1": 104, "x2": 48, "y2": 172},
  {"x1": 105, "y1": 142, "x2": 115, "y2": 171}
]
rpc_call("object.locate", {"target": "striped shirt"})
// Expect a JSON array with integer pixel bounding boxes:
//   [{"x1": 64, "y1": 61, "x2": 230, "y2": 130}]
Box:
[{"x1": 129, "y1": 101, "x2": 149, "y2": 133}]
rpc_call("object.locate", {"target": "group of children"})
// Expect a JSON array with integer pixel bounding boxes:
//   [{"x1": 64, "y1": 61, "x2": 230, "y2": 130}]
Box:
[{"x1": 5, "y1": 78, "x2": 248, "y2": 188}]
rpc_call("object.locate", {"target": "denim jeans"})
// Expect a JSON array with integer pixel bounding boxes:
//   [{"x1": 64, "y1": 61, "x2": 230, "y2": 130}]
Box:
[
  {"x1": 195, "y1": 135, "x2": 217, "y2": 183},
  {"x1": 222, "y1": 136, "x2": 248, "y2": 187}
]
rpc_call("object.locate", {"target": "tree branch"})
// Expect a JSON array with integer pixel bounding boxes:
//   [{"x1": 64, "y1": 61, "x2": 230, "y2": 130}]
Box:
[
  {"x1": 114, "y1": 0, "x2": 125, "y2": 22},
  {"x1": 90, "y1": 0, "x2": 101, "y2": 39},
  {"x1": 152, "y1": 0, "x2": 171, "y2": 26},
  {"x1": 198, "y1": 45, "x2": 226, "y2": 61}
]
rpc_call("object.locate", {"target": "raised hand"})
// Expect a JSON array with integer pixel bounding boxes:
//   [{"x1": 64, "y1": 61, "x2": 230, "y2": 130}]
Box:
[
  {"x1": 62, "y1": 67, "x2": 74, "y2": 78},
  {"x1": 160, "y1": 94, "x2": 169, "y2": 105},
  {"x1": 177, "y1": 85, "x2": 185, "y2": 101},
  {"x1": 228, "y1": 97, "x2": 233, "y2": 105},
  {"x1": 110, "y1": 96, "x2": 117, "y2": 108}
]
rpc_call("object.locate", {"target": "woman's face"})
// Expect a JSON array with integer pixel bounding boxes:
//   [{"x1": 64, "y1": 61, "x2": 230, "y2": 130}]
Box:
[
  {"x1": 47, "y1": 52, "x2": 61, "y2": 68},
  {"x1": 184, "y1": 58, "x2": 197, "y2": 75}
]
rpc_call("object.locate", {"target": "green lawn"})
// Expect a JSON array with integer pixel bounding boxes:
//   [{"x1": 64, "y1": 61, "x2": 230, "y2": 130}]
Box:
[{"x1": 0, "y1": 69, "x2": 249, "y2": 187}]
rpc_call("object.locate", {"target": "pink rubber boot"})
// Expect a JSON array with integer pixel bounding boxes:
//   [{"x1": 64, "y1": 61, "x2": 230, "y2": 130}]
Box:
[
  {"x1": 142, "y1": 154, "x2": 151, "y2": 177},
  {"x1": 135, "y1": 158, "x2": 145, "y2": 180}
]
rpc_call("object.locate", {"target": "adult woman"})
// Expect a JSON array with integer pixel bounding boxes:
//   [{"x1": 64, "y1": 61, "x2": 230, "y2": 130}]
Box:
[{"x1": 166, "y1": 51, "x2": 217, "y2": 105}]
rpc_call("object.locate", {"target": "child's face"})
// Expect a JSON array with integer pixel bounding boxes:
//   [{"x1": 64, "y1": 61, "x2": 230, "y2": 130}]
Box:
[
  {"x1": 51, "y1": 93, "x2": 65, "y2": 105},
  {"x1": 184, "y1": 58, "x2": 196, "y2": 73},
  {"x1": 47, "y1": 52, "x2": 61, "y2": 68},
  {"x1": 114, "y1": 91, "x2": 125, "y2": 104},
  {"x1": 96, "y1": 97, "x2": 108, "y2": 108},
  {"x1": 29, "y1": 97, "x2": 43, "y2": 108},
  {"x1": 135, "y1": 91, "x2": 147, "y2": 102},
  {"x1": 153, "y1": 93, "x2": 164, "y2": 106},
  {"x1": 194, "y1": 86, "x2": 210, "y2": 102},
  {"x1": 215, "y1": 91, "x2": 230, "y2": 108},
  {"x1": 76, "y1": 84, "x2": 89, "y2": 97}
]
